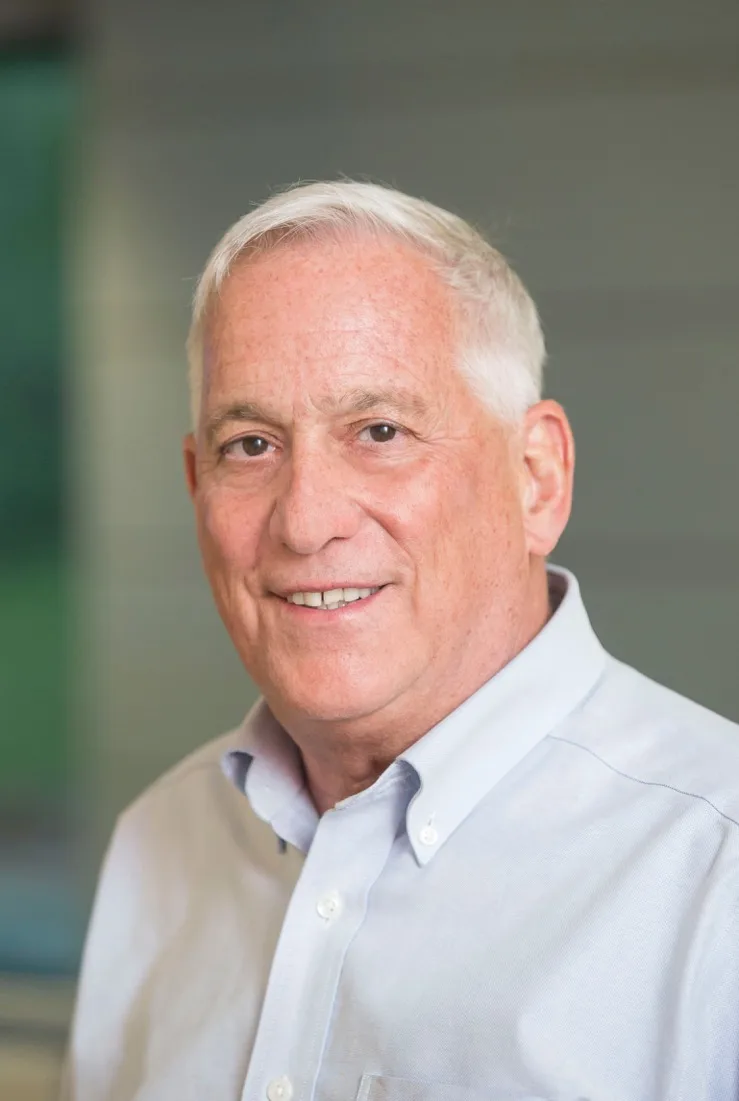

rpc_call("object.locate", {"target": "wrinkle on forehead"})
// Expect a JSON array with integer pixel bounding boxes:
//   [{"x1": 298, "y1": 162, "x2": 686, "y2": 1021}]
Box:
[
  {"x1": 206, "y1": 232, "x2": 456, "y2": 351},
  {"x1": 200, "y1": 233, "x2": 466, "y2": 425}
]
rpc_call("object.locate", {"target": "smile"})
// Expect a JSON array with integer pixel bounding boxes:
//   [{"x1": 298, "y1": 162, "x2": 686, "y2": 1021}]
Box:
[{"x1": 284, "y1": 586, "x2": 382, "y2": 610}]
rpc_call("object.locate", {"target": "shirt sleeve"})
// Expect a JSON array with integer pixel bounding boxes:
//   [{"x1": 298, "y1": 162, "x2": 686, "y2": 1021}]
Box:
[
  {"x1": 60, "y1": 808, "x2": 159, "y2": 1101},
  {"x1": 664, "y1": 858, "x2": 739, "y2": 1100}
]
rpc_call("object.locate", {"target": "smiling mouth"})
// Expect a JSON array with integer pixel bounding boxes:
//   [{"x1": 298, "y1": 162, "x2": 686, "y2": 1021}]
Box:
[{"x1": 282, "y1": 586, "x2": 383, "y2": 611}]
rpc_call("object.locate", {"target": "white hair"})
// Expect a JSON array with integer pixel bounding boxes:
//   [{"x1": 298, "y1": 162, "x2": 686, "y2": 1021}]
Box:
[{"x1": 186, "y1": 180, "x2": 546, "y2": 428}]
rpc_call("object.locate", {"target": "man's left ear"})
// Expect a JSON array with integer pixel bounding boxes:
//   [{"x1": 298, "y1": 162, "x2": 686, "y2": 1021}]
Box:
[
  {"x1": 183, "y1": 433, "x2": 198, "y2": 499},
  {"x1": 520, "y1": 400, "x2": 575, "y2": 557}
]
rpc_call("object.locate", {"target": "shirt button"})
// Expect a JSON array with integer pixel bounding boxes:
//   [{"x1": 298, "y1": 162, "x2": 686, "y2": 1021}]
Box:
[
  {"x1": 266, "y1": 1076, "x2": 293, "y2": 1101},
  {"x1": 419, "y1": 824, "x2": 438, "y2": 846},
  {"x1": 316, "y1": 890, "x2": 343, "y2": 921}
]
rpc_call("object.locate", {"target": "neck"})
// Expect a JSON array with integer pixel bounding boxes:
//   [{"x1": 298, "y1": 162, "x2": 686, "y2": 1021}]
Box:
[{"x1": 271, "y1": 563, "x2": 553, "y2": 815}]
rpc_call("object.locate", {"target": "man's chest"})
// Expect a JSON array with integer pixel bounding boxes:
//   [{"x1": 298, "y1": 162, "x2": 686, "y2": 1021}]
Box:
[{"x1": 127, "y1": 805, "x2": 732, "y2": 1101}]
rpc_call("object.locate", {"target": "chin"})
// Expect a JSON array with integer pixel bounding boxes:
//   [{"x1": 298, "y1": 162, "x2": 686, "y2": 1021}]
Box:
[
  {"x1": 277, "y1": 685, "x2": 394, "y2": 725},
  {"x1": 246, "y1": 639, "x2": 423, "y2": 727},
  {"x1": 261, "y1": 658, "x2": 408, "y2": 726}
]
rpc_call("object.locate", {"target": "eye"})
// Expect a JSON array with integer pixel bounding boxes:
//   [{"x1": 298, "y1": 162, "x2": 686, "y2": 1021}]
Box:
[
  {"x1": 360, "y1": 423, "x2": 398, "y2": 443},
  {"x1": 223, "y1": 435, "x2": 274, "y2": 458}
]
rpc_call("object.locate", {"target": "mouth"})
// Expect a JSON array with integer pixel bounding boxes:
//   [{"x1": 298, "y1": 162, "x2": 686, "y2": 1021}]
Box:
[{"x1": 278, "y1": 585, "x2": 385, "y2": 611}]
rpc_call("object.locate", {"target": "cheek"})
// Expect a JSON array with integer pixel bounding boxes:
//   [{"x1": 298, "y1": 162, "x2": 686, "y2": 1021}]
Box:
[
  {"x1": 196, "y1": 488, "x2": 265, "y2": 574},
  {"x1": 402, "y1": 456, "x2": 494, "y2": 527},
  {"x1": 404, "y1": 461, "x2": 526, "y2": 581},
  {"x1": 367, "y1": 460, "x2": 487, "y2": 580}
]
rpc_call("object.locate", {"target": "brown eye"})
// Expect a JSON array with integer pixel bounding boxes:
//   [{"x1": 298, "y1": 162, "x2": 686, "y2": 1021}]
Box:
[
  {"x1": 240, "y1": 436, "x2": 271, "y2": 457},
  {"x1": 367, "y1": 424, "x2": 397, "y2": 443}
]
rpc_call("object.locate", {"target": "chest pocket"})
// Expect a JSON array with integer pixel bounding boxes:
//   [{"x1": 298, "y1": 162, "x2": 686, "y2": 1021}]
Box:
[{"x1": 356, "y1": 1075, "x2": 555, "y2": 1101}]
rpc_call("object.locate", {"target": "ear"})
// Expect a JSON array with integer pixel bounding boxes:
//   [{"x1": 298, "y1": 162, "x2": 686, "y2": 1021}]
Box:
[
  {"x1": 183, "y1": 433, "x2": 198, "y2": 499},
  {"x1": 519, "y1": 400, "x2": 575, "y2": 558}
]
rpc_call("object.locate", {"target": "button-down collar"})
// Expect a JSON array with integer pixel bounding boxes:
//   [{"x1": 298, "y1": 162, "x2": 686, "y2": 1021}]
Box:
[
  {"x1": 402, "y1": 565, "x2": 606, "y2": 863},
  {"x1": 223, "y1": 702, "x2": 319, "y2": 853},
  {"x1": 223, "y1": 565, "x2": 607, "y2": 861}
]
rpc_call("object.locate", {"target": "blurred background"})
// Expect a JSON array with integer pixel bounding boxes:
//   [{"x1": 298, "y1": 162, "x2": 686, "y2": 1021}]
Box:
[{"x1": 1, "y1": 0, "x2": 738, "y2": 1096}]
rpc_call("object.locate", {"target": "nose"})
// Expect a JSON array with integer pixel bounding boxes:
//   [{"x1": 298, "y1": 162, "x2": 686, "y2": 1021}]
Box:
[{"x1": 268, "y1": 446, "x2": 363, "y2": 555}]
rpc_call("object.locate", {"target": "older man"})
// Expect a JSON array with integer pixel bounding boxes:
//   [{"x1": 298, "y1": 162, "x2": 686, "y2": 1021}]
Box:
[{"x1": 65, "y1": 182, "x2": 739, "y2": 1101}]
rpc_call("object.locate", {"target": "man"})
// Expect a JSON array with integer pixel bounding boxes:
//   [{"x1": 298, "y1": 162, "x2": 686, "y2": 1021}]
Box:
[{"x1": 65, "y1": 181, "x2": 739, "y2": 1100}]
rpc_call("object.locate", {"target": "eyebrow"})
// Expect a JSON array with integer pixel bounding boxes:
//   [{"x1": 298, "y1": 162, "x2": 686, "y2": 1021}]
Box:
[
  {"x1": 204, "y1": 402, "x2": 274, "y2": 449},
  {"x1": 328, "y1": 386, "x2": 430, "y2": 418},
  {"x1": 204, "y1": 387, "x2": 430, "y2": 448}
]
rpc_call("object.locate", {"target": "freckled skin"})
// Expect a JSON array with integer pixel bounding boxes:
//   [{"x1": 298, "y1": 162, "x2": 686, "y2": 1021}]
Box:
[{"x1": 184, "y1": 233, "x2": 574, "y2": 811}]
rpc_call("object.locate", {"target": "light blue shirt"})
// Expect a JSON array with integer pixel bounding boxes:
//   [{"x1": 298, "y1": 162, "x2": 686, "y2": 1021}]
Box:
[{"x1": 65, "y1": 568, "x2": 739, "y2": 1101}]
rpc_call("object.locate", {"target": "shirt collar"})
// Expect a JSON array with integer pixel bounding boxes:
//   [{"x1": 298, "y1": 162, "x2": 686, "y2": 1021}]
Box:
[
  {"x1": 223, "y1": 565, "x2": 606, "y2": 862},
  {"x1": 401, "y1": 565, "x2": 607, "y2": 863},
  {"x1": 222, "y1": 700, "x2": 319, "y2": 852}
]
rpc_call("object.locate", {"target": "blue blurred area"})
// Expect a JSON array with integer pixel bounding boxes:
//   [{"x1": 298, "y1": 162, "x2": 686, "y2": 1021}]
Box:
[{"x1": 0, "y1": 841, "x2": 83, "y2": 975}]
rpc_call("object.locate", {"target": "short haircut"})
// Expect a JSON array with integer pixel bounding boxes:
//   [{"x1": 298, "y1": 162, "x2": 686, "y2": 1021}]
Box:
[{"x1": 186, "y1": 180, "x2": 546, "y2": 428}]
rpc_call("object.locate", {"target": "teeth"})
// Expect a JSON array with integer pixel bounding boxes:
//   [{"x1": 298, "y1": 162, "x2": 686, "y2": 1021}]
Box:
[{"x1": 286, "y1": 586, "x2": 380, "y2": 608}]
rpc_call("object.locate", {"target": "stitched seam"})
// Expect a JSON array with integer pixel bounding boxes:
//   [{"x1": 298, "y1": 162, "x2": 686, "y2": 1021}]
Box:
[{"x1": 549, "y1": 733, "x2": 739, "y2": 831}]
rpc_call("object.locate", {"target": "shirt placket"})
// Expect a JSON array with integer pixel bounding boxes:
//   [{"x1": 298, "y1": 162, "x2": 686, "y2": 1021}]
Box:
[{"x1": 239, "y1": 775, "x2": 409, "y2": 1101}]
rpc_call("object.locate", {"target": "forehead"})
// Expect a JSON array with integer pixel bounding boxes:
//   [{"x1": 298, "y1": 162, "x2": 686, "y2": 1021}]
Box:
[{"x1": 202, "y1": 232, "x2": 460, "y2": 404}]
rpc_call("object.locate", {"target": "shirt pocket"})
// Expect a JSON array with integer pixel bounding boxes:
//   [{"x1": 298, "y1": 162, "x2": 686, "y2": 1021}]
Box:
[{"x1": 356, "y1": 1075, "x2": 553, "y2": 1101}]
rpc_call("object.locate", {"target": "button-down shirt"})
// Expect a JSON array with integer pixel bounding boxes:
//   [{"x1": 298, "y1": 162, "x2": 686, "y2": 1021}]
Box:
[{"x1": 64, "y1": 567, "x2": 739, "y2": 1101}]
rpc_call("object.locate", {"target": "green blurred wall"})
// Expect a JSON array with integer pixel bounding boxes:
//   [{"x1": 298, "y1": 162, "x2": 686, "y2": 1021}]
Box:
[{"x1": 0, "y1": 51, "x2": 73, "y2": 821}]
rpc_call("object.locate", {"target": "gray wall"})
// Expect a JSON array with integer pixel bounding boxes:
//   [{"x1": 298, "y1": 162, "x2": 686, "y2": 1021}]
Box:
[{"x1": 73, "y1": 0, "x2": 739, "y2": 864}]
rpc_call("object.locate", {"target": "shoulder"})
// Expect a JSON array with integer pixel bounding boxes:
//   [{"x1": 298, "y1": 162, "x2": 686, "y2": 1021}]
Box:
[
  {"x1": 131, "y1": 727, "x2": 241, "y2": 802},
  {"x1": 556, "y1": 656, "x2": 739, "y2": 827},
  {"x1": 111, "y1": 725, "x2": 249, "y2": 853},
  {"x1": 86, "y1": 723, "x2": 262, "y2": 942}
]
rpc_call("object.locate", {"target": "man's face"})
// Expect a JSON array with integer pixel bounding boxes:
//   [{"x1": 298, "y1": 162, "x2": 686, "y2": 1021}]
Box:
[{"x1": 186, "y1": 234, "x2": 549, "y2": 729}]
